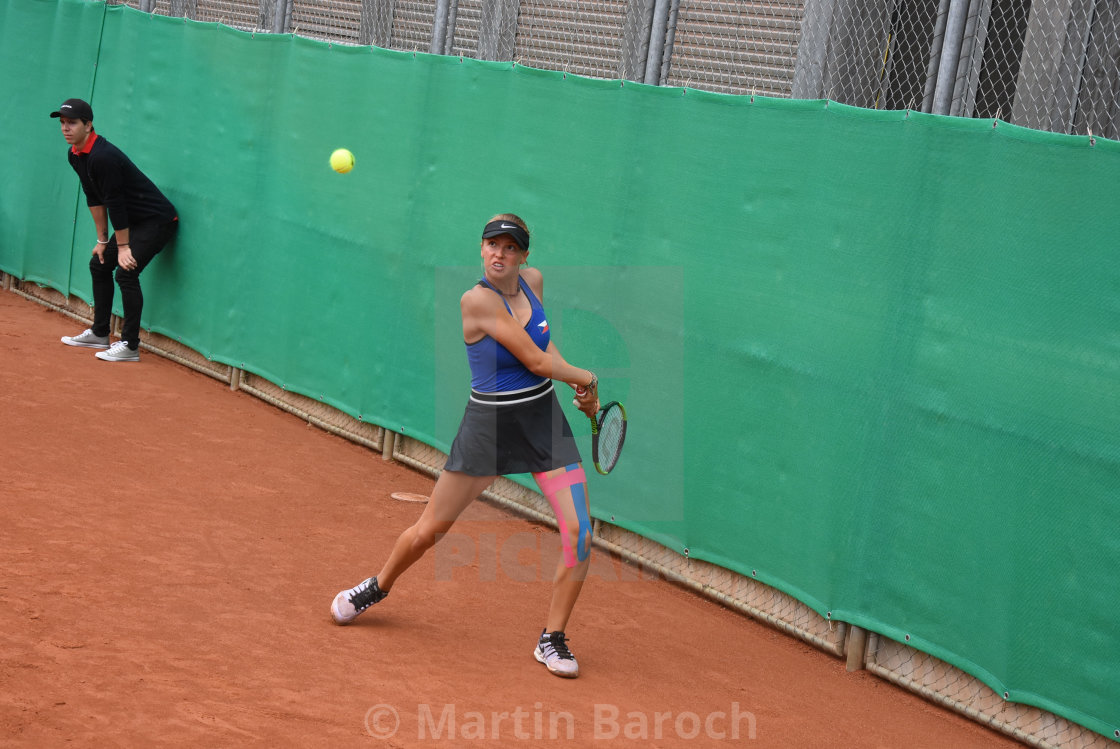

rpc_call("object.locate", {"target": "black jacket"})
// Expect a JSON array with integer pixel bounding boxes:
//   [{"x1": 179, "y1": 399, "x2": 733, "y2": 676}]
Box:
[{"x1": 68, "y1": 133, "x2": 176, "y2": 230}]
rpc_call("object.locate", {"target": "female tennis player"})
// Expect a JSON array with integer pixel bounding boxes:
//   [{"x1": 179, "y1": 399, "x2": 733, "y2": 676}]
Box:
[{"x1": 330, "y1": 213, "x2": 600, "y2": 679}]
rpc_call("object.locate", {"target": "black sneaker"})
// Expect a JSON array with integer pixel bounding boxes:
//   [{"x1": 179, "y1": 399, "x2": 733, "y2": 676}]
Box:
[
  {"x1": 330, "y1": 576, "x2": 387, "y2": 625},
  {"x1": 534, "y1": 630, "x2": 579, "y2": 678}
]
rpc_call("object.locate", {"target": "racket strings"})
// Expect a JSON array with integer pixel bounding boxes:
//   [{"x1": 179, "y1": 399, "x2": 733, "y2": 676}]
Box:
[{"x1": 596, "y1": 411, "x2": 625, "y2": 467}]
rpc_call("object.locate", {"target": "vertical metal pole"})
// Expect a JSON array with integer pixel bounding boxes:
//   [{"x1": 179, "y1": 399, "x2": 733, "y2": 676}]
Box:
[
  {"x1": 643, "y1": 0, "x2": 672, "y2": 84},
  {"x1": 381, "y1": 430, "x2": 397, "y2": 460},
  {"x1": 443, "y1": 0, "x2": 459, "y2": 55},
  {"x1": 657, "y1": 0, "x2": 681, "y2": 86},
  {"x1": 946, "y1": 0, "x2": 991, "y2": 119},
  {"x1": 920, "y1": 0, "x2": 953, "y2": 112},
  {"x1": 845, "y1": 624, "x2": 868, "y2": 671},
  {"x1": 931, "y1": 0, "x2": 971, "y2": 114},
  {"x1": 271, "y1": 0, "x2": 292, "y2": 34},
  {"x1": 619, "y1": 0, "x2": 653, "y2": 81},
  {"x1": 431, "y1": 0, "x2": 450, "y2": 54},
  {"x1": 139, "y1": 0, "x2": 154, "y2": 12}
]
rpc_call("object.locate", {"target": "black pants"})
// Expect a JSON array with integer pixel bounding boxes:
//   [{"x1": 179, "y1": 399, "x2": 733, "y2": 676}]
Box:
[{"x1": 90, "y1": 217, "x2": 178, "y2": 350}]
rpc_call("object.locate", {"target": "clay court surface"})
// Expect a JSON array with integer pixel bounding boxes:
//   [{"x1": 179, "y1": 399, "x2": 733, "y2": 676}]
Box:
[{"x1": 0, "y1": 290, "x2": 1019, "y2": 746}]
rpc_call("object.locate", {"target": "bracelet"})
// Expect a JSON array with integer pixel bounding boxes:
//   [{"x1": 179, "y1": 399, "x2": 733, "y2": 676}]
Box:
[
  {"x1": 586, "y1": 372, "x2": 598, "y2": 391},
  {"x1": 96, "y1": 239, "x2": 108, "y2": 245}
]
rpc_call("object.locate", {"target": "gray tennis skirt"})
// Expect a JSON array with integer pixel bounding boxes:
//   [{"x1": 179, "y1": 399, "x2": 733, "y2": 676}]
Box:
[{"x1": 444, "y1": 380, "x2": 583, "y2": 476}]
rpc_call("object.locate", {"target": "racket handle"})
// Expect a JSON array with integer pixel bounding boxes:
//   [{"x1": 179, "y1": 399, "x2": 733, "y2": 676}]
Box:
[{"x1": 575, "y1": 386, "x2": 586, "y2": 396}]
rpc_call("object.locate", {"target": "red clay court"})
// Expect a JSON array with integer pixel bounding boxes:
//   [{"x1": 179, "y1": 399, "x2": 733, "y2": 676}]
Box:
[{"x1": 0, "y1": 289, "x2": 1018, "y2": 746}]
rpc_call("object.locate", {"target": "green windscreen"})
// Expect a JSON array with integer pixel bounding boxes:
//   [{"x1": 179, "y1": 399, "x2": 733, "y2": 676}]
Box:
[{"x1": 3, "y1": 1, "x2": 1118, "y2": 740}]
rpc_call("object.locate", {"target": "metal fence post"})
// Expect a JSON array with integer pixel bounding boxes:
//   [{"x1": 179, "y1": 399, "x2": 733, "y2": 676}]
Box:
[
  {"x1": 845, "y1": 625, "x2": 868, "y2": 671},
  {"x1": 657, "y1": 0, "x2": 680, "y2": 86},
  {"x1": 431, "y1": 0, "x2": 451, "y2": 55},
  {"x1": 919, "y1": 0, "x2": 953, "y2": 112},
  {"x1": 947, "y1": 0, "x2": 993, "y2": 118},
  {"x1": 931, "y1": 0, "x2": 971, "y2": 114},
  {"x1": 271, "y1": 0, "x2": 292, "y2": 34},
  {"x1": 643, "y1": 0, "x2": 672, "y2": 84},
  {"x1": 443, "y1": 0, "x2": 459, "y2": 55}
]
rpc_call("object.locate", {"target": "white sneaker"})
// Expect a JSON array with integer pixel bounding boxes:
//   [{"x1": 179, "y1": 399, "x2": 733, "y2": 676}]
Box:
[
  {"x1": 534, "y1": 630, "x2": 579, "y2": 678},
  {"x1": 330, "y1": 577, "x2": 388, "y2": 625},
  {"x1": 61, "y1": 328, "x2": 110, "y2": 349},
  {"x1": 95, "y1": 341, "x2": 140, "y2": 362}
]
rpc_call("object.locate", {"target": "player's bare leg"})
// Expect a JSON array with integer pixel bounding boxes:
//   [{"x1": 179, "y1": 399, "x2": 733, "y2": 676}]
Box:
[
  {"x1": 376, "y1": 471, "x2": 495, "y2": 590},
  {"x1": 532, "y1": 465, "x2": 593, "y2": 677},
  {"x1": 546, "y1": 554, "x2": 590, "y2": 633},
  {"x1": 330, "y1": 470, "x2": 492, "y2": 624}
]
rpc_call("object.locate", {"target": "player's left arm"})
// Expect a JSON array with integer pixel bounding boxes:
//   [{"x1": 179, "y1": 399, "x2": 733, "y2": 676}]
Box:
[
  {"x1": 530, "y1": 269, "x2": 599, "y2": 416},
  {"x1": 547, "y1": 339, "x2": 599, "y2": 417}
]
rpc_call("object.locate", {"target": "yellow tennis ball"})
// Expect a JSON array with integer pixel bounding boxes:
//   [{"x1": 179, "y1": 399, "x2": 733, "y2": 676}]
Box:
[{"x1": 330, "y1": 148, "x2": 354, "y2": 174}]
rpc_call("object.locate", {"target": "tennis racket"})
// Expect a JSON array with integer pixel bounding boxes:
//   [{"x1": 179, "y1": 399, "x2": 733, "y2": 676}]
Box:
[{"x1": 587, "y1": 400, "x2": 628, "y2": 475}]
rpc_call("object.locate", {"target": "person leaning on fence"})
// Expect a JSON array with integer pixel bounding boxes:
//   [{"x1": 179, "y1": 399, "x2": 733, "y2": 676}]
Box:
[
  {"x1": 330, "y1": 213, "x2": 602, "y2": 679},
  {"x1": 52, "y1": 98, "x2": 179, "y2": 363}
]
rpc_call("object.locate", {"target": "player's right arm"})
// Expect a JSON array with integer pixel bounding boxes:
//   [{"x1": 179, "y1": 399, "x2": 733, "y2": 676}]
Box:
[
  {"x1": 461, "y1": 286, "x2": 595, "y2": 391},
  {"x1": 89, "y1": 205, "x2": 109, "y2": 264},
  {"x1": 86, "y1": 149, "x2": 133, "y2": 264}
]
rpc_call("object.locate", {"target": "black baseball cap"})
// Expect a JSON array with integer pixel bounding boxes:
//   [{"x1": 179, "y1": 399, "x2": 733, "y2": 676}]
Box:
[
  {"x1": 481, "y1": 219, "x2": 530, "y2": 252},
  {"x1": 50, "y1": 98, "x2": 94, "y2": 121}
]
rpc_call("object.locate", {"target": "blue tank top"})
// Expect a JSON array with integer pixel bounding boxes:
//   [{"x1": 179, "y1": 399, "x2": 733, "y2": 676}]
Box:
[{"x1": 466, "y1": 277, "x2": 551, "y2": 393}]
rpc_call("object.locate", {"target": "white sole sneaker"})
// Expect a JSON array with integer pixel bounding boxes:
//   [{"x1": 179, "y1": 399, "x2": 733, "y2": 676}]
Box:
[
  {"x1": 534, "y1": 646, "x2": 580, "y2": 678},
  {"x1": 330, "y1": 591, "x2": 357, "y2": 625},
  {"x1": 95, "y1": 343, "x2": 140, "y2": 362},
  {"x1": 61, "y1": 330, "x2": 110, "y2": 349},
  {"x1": 330, "y1": 577, "x2": 387, "y2": 625},
  {"x1": 534, "y1": 631, "x2": 580, "y2": 678}
]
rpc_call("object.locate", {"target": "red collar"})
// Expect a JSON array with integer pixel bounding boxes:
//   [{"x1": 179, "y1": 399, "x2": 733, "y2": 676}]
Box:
[{"x1": 71, "y1": 131, "x2": 98, "y2": 156}]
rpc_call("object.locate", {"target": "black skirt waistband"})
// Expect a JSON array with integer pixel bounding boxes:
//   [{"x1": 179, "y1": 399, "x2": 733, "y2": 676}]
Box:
[{"x1": 470, "y1": 379, "x2": 553, "y2": 405}]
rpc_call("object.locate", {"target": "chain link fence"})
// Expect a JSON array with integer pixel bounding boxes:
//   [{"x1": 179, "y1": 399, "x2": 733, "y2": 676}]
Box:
[
  {"x1": 862, "y1": 632, "x2": 1108, "y2": 749},
  {"x1": 118, "y1": 0, "x2": 1119, "y2": 138}
]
